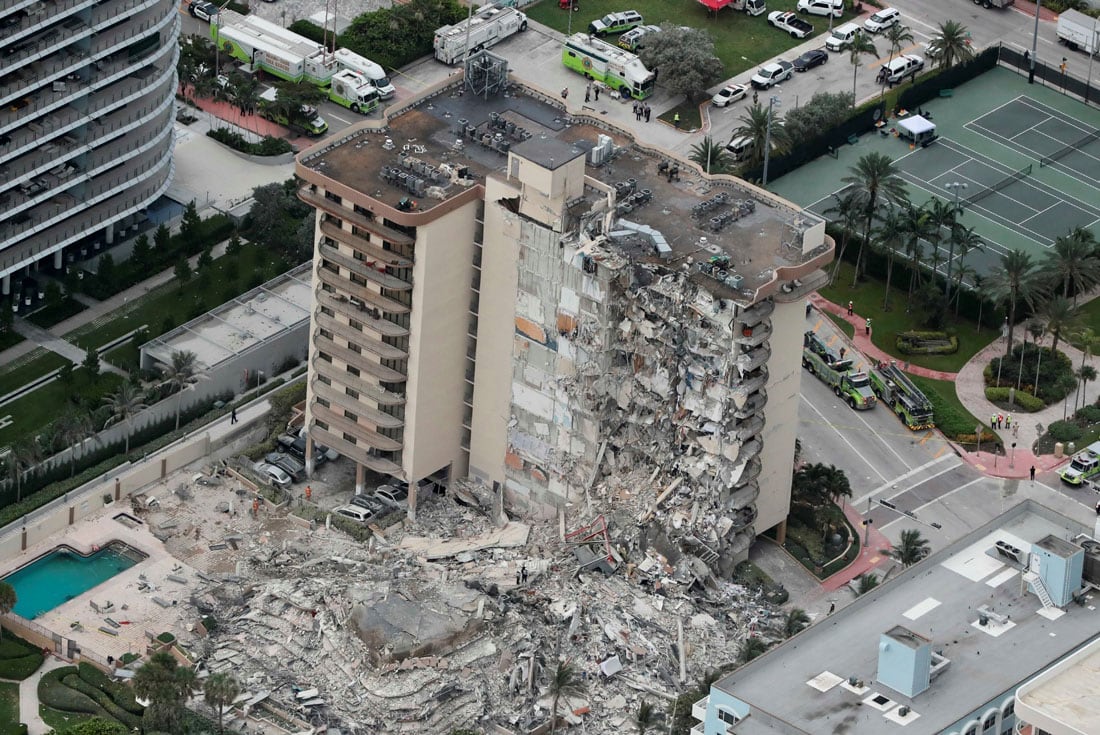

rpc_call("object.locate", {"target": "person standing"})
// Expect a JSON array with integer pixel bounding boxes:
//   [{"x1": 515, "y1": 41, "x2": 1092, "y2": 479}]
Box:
[
  {"x1": 673, "y1": 112, "x2": 681, "y2": 128},
  {"x1": 847, "y1": 300, "x2": 853, "y2": 316},
  {"x1": 1030, "y1": 465, "x2": 1036, "y2": 481},
  {"x1": 1006, "y1": 414, "x2": 1012, "y2": 429},
  {"x1": 561, "y1": 87, "x2": 569, "y2": 99},
  {"x1": 231, "y1": 407, "x2": 237, "y2": 424},
  {"x1": 644, "y1": 103, "x2": 651, "y2": 122},
  {"x1": 865, "y1": 318, "x2": 872, "y2": 336},
  {"x1": 593, "y1": 84, "x2": 600, "y2": 101},
  {"x1": 585, "y1": 83, "x2": 591, "y2": 103}
]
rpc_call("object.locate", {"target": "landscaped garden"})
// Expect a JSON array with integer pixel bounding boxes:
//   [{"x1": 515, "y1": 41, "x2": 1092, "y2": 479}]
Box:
[{"x1": 771, "y1": 462, "x2": 861, "y2": 579}]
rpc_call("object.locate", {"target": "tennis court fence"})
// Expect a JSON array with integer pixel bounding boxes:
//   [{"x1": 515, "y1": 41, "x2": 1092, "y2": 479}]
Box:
[{"x1": 999, "y1": 45, "x2": 1100, "y2": 109}]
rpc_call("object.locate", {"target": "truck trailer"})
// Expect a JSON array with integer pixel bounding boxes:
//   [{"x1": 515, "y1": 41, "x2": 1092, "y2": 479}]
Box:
[
  {"x1": 802, "y1": 332, "x2": 877, "y2": 410},
  {"x1": 212, "y1": 11, "x2": 338, "y2": 86},
  {"x1": 1058, "y1": 8, "x2": 1100, "y2": 54},
  {"x1": 328, "y1": 70, "x2": 380, "y2": 113},
  {"x1": 971, "y1": 0, "x2": 1013, "y2": 8},
  {"x1": 433, "y1": 5, "x2": 528, "y2": 65},
  {"x1": 332, "y1": 48, "x2": 396, "y2": 99},
  {"x1": 562, "y1": 33, "x2": 656, "y2": 100}
]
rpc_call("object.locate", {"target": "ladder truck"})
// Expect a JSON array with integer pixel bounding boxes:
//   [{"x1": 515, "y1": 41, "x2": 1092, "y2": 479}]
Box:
[
  {"x1": 433, "y1": 5, "x2": 528, "y2": 65},
  {"x1": 802, "y1": 332, "x2": 877, "y2": 410},
  {"x1": 868, "y1": 360, "x2": 935, "y2": 430}
]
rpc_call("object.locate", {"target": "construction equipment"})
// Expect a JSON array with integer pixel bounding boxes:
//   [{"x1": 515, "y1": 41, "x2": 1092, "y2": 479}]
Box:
[
  {"x1": 802, "y1": 331, "x2": 877, "y2": 410},
  {"x1": 868, "y1": 360, "x2": 935, "y2": 430}
]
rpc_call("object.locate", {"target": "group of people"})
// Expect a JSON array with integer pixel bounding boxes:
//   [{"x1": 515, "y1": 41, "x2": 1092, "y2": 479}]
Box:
[
  {"x1": 990, "y1": 413, "x2": 1013, "y2": 430},
  {"x1": 631, "y1": 100, "x2": 652, "y2": 122}
]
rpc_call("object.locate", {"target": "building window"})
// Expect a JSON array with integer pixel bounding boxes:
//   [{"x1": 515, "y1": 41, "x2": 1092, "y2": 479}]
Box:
[
  {"x1": 320, "y1": 328, "x2": 333, "y2": 341},
  {"x1": 983, "y1": 714, "x2": 996, "y2": 730},
  {"x1": 324, "y1": 191, "x2": 341, "y2": 204},
  {"x1": 316, "y1": 398, "x2": 330, "y2": 409},
  {"x1": 347, "y1": 366, "x2": 360, "y2": 377},
  {"x1": 353, "y1": 204, "x2": 373, "y2": 220},
  {"x1": 717, "y1": 709, "x2": 738, "y2": 725},
  {"x1": 319, "y1": 352, "x2": 332, "y2": 363},
  {"x1": 320, "y1": 306, "x2": 334, "y2": 317},
  {"x1": 344, "y1": 409, "x2": 357, "y2": 421},
  {"x1": 318, "y1": 375, "x2": 331, "y2": 386},
  {"x1": 316, "y1": 420, "x2": 329, "y2": 431},
  {"x1": 349, "y1": 319, "x2": 362, "y2": 332},
  {"x1": 346, "y1": 388, "x2": 359, "y2": 400},
  {"x1": 343, "y1": 432, "x2": 357, "y2": 444},
  {"x1": 1002, "y1": 702, "x2": 1014, "y2": 717},
  {"x1": 963, "y1": 725, "x2": 978, "y2": 735}
]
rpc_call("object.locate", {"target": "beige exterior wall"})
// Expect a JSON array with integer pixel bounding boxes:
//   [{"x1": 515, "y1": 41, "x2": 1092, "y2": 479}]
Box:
[
  {"x1": 755, "y1": 298, "x2": 804, "y2": 532},
  {"x1": 403, "y1": 204, "x2": 479, "y2": 482},
  {"x1": 468, "y1": 177, "x2": 523, "y2": 486}
]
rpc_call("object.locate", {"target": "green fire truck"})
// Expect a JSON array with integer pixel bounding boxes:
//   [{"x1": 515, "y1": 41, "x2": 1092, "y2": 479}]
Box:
[
  {"x1": 802, "y1": 331, "x2": 877, "y2": 410},
  {"x1": 868, "y1": 361, "x2": 935, "y2": 430}
]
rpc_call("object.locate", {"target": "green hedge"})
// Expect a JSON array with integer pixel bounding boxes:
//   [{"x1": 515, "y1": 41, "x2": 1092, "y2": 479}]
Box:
[
  {"x1": 984, "y1": 387, "x2": 1045, "y2": 412},
  {"x1": 207, "y1": 128, "x2": 293, "y2": 157},
  {"x1": 0, "y1": 653, "x2": 44, "y2": 680},
  {"x1": 896, "y1": 331, "x2": 958, "y2": 356},
  {"x1": 38, "y1": 667, "x2": 100, "y2": 715},
  {"x1": 288, "y1": 19, "x2": 325, "y2": 43},
  {"x1": 62, "y1": 673, "x2": 141, "y2": 729},
  {"x1": 78, "y1": 662, "x2": 142, "y2": 714},
  {"x1": 1048, "y1": 420, "x2": 1084, "y2": 443},
  {"x1": 911, "y1": 375, "x2": 1001, "y2": 449}
]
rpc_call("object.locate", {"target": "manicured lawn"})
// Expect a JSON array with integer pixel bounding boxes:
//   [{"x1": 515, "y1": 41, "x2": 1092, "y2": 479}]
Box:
[
  {"x1": 526, "y1": 0, "x2": 853, "y2": 79},
  {"x1": 0, "y1": 330, "x2": 24, "y2": 352},
  {"x1": 657, "y1": 101, "x2": 703, "y2": 131},
  {"x1": 26, "y1": 297, "x2": 86, "y2": 329},
  {"x1": 39, "y1": 705, "x2": 94, "y2": 731},
  {"x1": 0, "y1": 682, "x2": 18, "y2": 735},
  {"x1": 910, "y1": 374, "x2": 994, "y2": 448},
  {"x1": 0, "y1": 370, "x2": 125, "y2": 447},
  {"x1": 103, "y1": 342, "x2": 141, "y2": 373},
  {"x1": 0, "y1": 350, "x2": 68, "y2": 400},
  {"x1": 1068, "y1": 296, "x2": 1100, "y2": 350},
  {"x1": 826, "y1": 312, "x2": 855, "y2": 339},
  {"x1": 819, "y1": 262, "x2": 993, "y2": 373}
]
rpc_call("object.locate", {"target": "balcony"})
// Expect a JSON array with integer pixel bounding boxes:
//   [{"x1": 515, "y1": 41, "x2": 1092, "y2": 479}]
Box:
[
  {"x1": 692, "y1": 695, "x2": 709, "y2": 723},
  {"x1": 737, "y1": 437, "x2": 762, "y2": 464},
  {"x1": 314, "y1": 335, "x2": 406, "y2": 383},
  {"x1": 300, "y1": 187, "x2": 415, "y2": 246},
  {"x1": 734, "y1": 458, "x2": 761, "y2": 487},
  {"x1": 729, "y1": 505, "x2": 758, "y2": 533},
  {"x1": 735, "y1": 321, "x2": 772, "y2": 348},
  {"x1": 733, "y1": 366, "x2": 768, "y2": 398},
  {"x1": 310, "y1": 426, "x2": 402, "y2": 475},
  {"x1": 315, "y1": 290, "x2": 409, "y2": 337},
  {"x1": 311, "y1": 403, "x2": 403, "y2": 452},
  {"x1": 734, "y1": 415, "x2": 764, "y2": 442},
  {"x1": 311, "y1": 358, "x2": 406, "y2": 407},
  {"x1": 728, "y1": 481, "x2": 759, "y2": 509},
  {"x1": 316, "y1": 267, "x2": 411, "y2": 315},
  {"x1": 314, "y1": 313, "x2": 408, "y2": 361},
  {"x1": 310, "y1": 379, "x2": 404, "y2": 429},
  {"x1": 739, "y1": 299, "x2": 775, "y2": 326},
  {"x1": 320, "y1": 220, "x2": 412, "y2": 268},
  {"x1": 733, "y1": 389, "x2": 767, "y2": 419},
  {"x1": 737, "y1": 345, "x2": 771, "y2": 373},
  {"x1": 319, "y1": 242, "x2": 411, "y2": 291}
]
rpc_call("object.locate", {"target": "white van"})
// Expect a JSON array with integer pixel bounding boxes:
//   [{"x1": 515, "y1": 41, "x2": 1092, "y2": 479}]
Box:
[
  {"x1": 796, "y1": 0, "x2": 843, "y2": 17},
  {"x1": 863, "y1": 7, "x2": 900, "y2": 33},
  {"x1": 726, "y1": 136, "x2": 755, "y2": 162},
  {"x1": 880, "y1": 54, "x2": 924, "y2": 86},
  {"x1": 825, "y1": 23, "x2": 862, "y2": 52}
]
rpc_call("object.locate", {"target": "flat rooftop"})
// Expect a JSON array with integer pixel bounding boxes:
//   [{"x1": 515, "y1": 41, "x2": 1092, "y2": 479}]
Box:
[
  {"x1": 713, "y1": 501, "x2": 1100, "y2": 735},
  {"x1": 298, "y1": 78, "x2": 827, "y2": 301},
  {"x1": 1017, "y1": 635, "x2": 1100, "y2": 733},
  {"x1": 141, "y1": 263, "x2": 311, "y2": 370}
]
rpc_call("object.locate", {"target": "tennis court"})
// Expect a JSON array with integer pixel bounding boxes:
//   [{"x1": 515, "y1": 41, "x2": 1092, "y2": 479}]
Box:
[{"x1": 966, "y1": 96, "x2": 1100, "y2": 188}]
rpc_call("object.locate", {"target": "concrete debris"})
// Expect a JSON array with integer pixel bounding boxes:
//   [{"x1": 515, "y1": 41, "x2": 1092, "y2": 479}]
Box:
[{"x1": 131, "y1": 471, "x2": 787, "y2": 735}]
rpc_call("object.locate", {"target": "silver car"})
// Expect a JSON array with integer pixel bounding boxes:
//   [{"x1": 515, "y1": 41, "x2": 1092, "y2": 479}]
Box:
[{"x1": 252, "y1": 461, "x2": 292, "y2": 489}]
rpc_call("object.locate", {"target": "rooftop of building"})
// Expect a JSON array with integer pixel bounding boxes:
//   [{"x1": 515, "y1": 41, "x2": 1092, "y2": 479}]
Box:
[
  {"x1": 297, "y1": 70, "x2": 828, "y2": 304},
  {"x1": 140, "y1": 263, "x2": 311, "y2": 370},
  {"x1": 1016, "y1": 635, "x2": 1100, "y2": 734},
  {"x1": 712, "y1": 501, "x2": 1100, "y2": 735}
]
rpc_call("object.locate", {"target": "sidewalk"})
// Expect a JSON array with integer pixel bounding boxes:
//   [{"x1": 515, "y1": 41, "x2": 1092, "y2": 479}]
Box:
[
  {"x1": 1014, "y1": 0, "x2": 1058, "y2": 22},
  {"x1": 19, "y1": 655, "x2": 69, "y2": 735}
]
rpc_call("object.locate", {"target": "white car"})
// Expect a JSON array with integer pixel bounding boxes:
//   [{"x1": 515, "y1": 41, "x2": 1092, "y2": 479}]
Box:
[
  {"x1": 332, "y1": 505, "x2": 376, "y2": 523},
  {"x1": 712, "y1": 84, "x2": 749, "y2": 107},
  {"x1": 750, "y1": 61, "x2": 794, "y2": 89},
  {"x1": 252, "y1": 461, "x2": 292, "y2": 489},
  {"x1": 863, "y1": 7, "x2": 901, "y2": 33},
  {"x1": 188, "y1": 0, "x2": 219, "y2": 22},
  {"x1": 373, "y1": 485, "x2": 409, "y2": 509},
  {"x1": 796, "y1": 0, "x2": 843, "y2": 17}
]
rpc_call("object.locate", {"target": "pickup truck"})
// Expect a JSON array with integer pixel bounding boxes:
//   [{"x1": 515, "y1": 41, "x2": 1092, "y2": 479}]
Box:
[{"x1": 768, "y1": 11, "x2": 814, "y2": 39}]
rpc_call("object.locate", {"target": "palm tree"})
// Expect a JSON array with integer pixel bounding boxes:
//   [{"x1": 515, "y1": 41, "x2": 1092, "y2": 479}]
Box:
[
  {"x1": 923, "y1": 197, "x2": 957, "y2": 286},
  {"x1": 880, "y1": 24, "x2": 915, "y2": 96},
  {"x1": 899, "y1": 204, "x2": 933, "y2": 300},
  {"x1": 739, "y1": 636, "x2": 770, "y2": 663},
  {"x1": 134, "y1": 651, "x2": 197, "y2": 733},
  {"x1": 1071, "y1": 328, "x2": 1100, "y2": 414},
  {"x1": 0, "y1": 581, "x2": 15, "y2": 639},
  {"x1": 825, "y1": 190, "x2": 863, "y2": 285},
  {"x1": 889, "y1": 529, "x2": 930, "y2": 567},
  {"x1": 547, "y1": 660, "x2": 586, "y2": 734},
  {"x1": 103, "y1": 383, "x2": 148, "y2": 456},
  {"x1": 841, "y1": 152, "x2": 909, "y2": 286},
  {"x1": 9, "y1": 438, "x2": 42, "y2": 502},
  {"x1": 783, "y1": 608, "x2": 811, "y2": 637},
  {"x1": 855, "y1": 573, "x2": 880, "y2": 595},
  {"x1": 58, "y1": 412, "x2": 95, "y2": 477},
  {"x1": 987, "y1": 249, "x2": 1045, "y2": 356},
  {"x1": 848, "y1": 33, "x2": 879, "y2": 108},
  {"x1": 945, "y1": 224, "x2": 983, "y2": 304},
  {"x1": 1028, "y1": 319, "x2": 1047, "y2": 398},
  {"x1": 792, "y1": 463, "x2": 852, "y2": 506},
  {"x1": 732, "y1": 103, "x2": 790, "y2": 168},
  {"x1": 204, "y1": 672, "x2": 241, "y2": 735},
  {"x1": 1037, "y1": 296, "x2": 1077, "y2": 356},
  {"x1": 689, "y1": 136, "x2": 732, "y2": 175},
  {"x1": 1079, "y1": 364, "x2": 1098, "y2": 410},
  {"x1": 930, "y1": 20, "x2": 975, "y2": 69},
  {"x1": 634, "y1": 700, "x2": 661, "y2": 734},
  {"x1": 872, "y1": 204, "x2": 906, "y2": 310},
  {"x1": 1043, "y1": 230, "x2": 1100, "y2": 305},
  {"x1": 952, "y1": 261, "x2": 978, "y2": 317},
  {"x1": 161, "y1": 350, "x2": 201, "y2": 431}
]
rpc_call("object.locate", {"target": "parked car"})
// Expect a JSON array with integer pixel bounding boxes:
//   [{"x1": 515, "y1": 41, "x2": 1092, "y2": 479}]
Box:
[
  {"x1": 768, "y1": 11, "x2": 814, "y2": 39},
  {"x1": 373, "y1": 485, "x2": 410, "y2": 509},
  {"x1": 750, "y1": 60, "x2": 794, "y2": 89},
  {"x1": 617, "y1": 24, "x2": 661, "y2": 51},
  {"x1": 264, "y1": 452, "x2": 305, "y2": 482},
  {"x1": 588, "y1": 10, "x2": 643, "y2": 36},
  {"x1": 350, "y1": 494, "x2": 387, "y2": 513},
  {"x1": 712, "y1": 83, "x2": 749, "y2": 107},
  {"x1": 188, "y1": 0, "x2": 219, "y2": 22},
  {"x1": 793, "y1": 49, "x2": 828, "y2": 71},
  {"x1": 332, "y1": 505, "x2": 376, "y2": 524},
  {"x1": 796, "y1": 0, "x2": 843, "y2": 17},
  {"x1": 825, "y1": 22, "x2": 862, "y2": 52},
  {"x1": 863, "y1": 7, "x2": 900, "y2": 33},
  {"x1": 879, "y1": 54, "x2": 925, "y2": 86},
  {"x1": 252, "y1": 462, "x2": 293, "y2": 489},
  {"x1": 276, "y1": 434, "x2": 329, "y2": 466}
]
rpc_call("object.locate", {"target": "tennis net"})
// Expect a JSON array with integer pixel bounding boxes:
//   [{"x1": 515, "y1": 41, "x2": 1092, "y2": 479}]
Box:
[
  {"x1": 963, "y1": 164, "x2": 1032, "y2": 207},
  {"x1": 1040, "y1": 127, "x2": 1100, "y2": 167}
]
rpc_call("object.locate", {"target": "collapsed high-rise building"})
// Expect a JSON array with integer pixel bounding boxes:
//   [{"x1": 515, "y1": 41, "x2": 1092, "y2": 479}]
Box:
[{"x1": 295, "y1": 54, "x2": 833, "y2": 567}]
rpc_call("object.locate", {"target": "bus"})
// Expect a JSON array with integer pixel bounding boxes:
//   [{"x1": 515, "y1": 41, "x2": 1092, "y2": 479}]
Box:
[{"x1": 561, "y1": 33, "x2": 655, "y2": 100}]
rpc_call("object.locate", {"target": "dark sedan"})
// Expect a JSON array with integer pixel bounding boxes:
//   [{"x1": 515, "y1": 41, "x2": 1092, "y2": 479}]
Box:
[{"x1": 794, "y1": 49, "x2": 828, "y2": 72}]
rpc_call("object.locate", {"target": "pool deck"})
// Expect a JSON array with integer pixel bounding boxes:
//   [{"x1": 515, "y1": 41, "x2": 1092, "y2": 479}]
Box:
[{"x1": 0, "y1": 511, "x2": 201, "y2": 665}]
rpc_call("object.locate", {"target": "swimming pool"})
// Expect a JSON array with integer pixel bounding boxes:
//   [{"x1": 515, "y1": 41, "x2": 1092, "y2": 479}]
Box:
[{"x1": 2, "y1": 543, "x2": 147, "y2": 619}]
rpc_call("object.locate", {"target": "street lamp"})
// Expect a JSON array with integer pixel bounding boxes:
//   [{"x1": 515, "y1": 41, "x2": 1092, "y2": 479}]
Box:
[
  {"x1": 1029, "y1": 0, "x2": 1040, "y2": 83},
  {"x1": 1088, "y1": 16, "x2": 1098, "y2": 102},
  {"x1": 944, "y1": 181, "x2": 967, "y2": 303},
  {"x1": 1061, "y1": 57, "x2": 1069, "y2": 92},
  {"x1": 762, "y1": 94, "x2": 781, "y2": 187}
]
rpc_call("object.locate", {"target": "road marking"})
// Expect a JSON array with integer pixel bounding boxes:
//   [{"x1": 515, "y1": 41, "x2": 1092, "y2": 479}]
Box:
[
  {"x1": 880, "y1": 477, "x2": 984, "y2": 530},
  {"x1": 853, "y1": 453, "x2": 958, "y2": 506},
  {"x1": 328, "y1": 112, "x2": 352, "y2": 124},
  {"x1": 883, "y1": 461, "x2": 968, "y2": 502},
  {"x1": 919, "y1": 431, "x2": 933, "y2": 446},
  {"x1": 933, "y1": 445, "x2": 948, "y2": 459},
  {"x1": 800, "y1": 395, "x2": 890, "y2": 483}
]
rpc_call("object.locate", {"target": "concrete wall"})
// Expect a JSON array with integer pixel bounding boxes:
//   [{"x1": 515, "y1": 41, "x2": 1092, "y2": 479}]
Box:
[
  {"x1": 403, "y1": 201, "x2": 478, "y2": 482},
  {"x1": 756, "y1": 299, "x2": 803, "y2": 532}
]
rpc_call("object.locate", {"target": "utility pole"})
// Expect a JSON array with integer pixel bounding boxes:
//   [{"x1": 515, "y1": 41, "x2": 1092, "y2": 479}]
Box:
[
  {"x1": 1029, "y1": 0, "x2": 1040, "y2": 83},
  {"x1": 762, "y1": 95, "x2": 781, "y2": 187}
]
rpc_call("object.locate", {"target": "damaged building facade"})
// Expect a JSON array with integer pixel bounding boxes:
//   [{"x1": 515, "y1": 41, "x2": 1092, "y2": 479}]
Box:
[{"x1": 295, "y1": 54, "x2": 833, "y2": 563}]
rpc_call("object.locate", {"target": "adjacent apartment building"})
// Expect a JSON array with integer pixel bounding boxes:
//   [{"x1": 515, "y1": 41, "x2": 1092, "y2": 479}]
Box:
[
  {"x1": 295, "y1": 60, "x2": 832, "y2": 563},
  {"x1": 0, "y1": 0, "x2": 178, "y2": 293}
]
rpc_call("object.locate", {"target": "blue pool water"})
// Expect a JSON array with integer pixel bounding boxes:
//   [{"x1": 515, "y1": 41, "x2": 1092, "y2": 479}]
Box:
[{"x1": 3, "y1": 545, "x2": 143, "y2": 619}]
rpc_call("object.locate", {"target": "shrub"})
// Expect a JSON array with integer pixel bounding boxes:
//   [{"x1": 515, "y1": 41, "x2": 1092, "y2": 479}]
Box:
[
  {"x1": 206, "y1": 128, "x2": 293, "y2": 157},
  {"x1": 1077, "y1": 405, "x2": 1100, "y2": 425},
  {"x1": 78, "y1": 662, "x2": 142, "y2": 714},
  {"x1": 38, "y1": 666, "x2": 100, "y2": 714},
  {"x1": 1048, "y1": 420, "x2": 1084, "y2": 443},
  {"x1": 62, "y1": 672, "x2": 142, "y2": 728},
  {"x1": 984, "y1": 387, "x2": 1045, "y2": 412},
  {"x1": 987, "y1": 344, "x2": 1075, "y2": 404},
  {"x1": 896, "y1": 331, "x2": 958, "y2": 356},
  {"x1": 0, "y1": 653, "x2": 44, "y2": 680}
]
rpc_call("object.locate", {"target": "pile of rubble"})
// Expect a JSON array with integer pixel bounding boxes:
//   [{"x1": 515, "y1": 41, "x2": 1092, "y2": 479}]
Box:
[{"x1": 177, "y1": 481, "x2": 783, "y2": 733}]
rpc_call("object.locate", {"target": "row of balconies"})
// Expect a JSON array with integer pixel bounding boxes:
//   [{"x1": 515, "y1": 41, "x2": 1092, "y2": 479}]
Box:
[
  {"x1": 315, "y1": 289, "x2": 410, "y2": 338},
  {"x1": 310, "y1": 401, "x2": 402, "y2": 453},
  {"x1": 316, "y1": 266, "x2": 411, "y2": 315},
  {"x1": 3, "y1": 112, "x2": 169, "y2": 214},
  {"x1": 308, "y1": 425, "x2": 403, "y2": 475},
  {"x1": 310, "y1": 377, "x2": 404, "y2": 429},
  {"x1": 739, "y1": 298, "x2": 775, "y2": 327},
  {"x1": 313, "y1": 333, "x2": 406, "y2": 384},
  {"x1": 732, "y1": 389, "x2": 766, "y2": 419},
  {"x1": 0, "y1": 153, "x2": 171, "y2": 275},
  {"x1": 300, "y1": 188, "x2": 416, "y2": 247},
  {"x1": 1, "y1": 0, "x2": 99, "y2": 28},
  {"x1": 1, "y1": 134, "x2": 169, "y2": 247},
  {"x1": 2, "y1": 68, "x2": 172, "y2": 161},
  {"x1": 312, "y1": 357, "x2": 407, "y2": 407},
  {"x1": 319, "y1": 242, "x2": 412, "y2": 292},
  {"x1": 313, "y1": 311, "x2": 408, "y2": 361},
  {"x1": 736, "y1": 344, "x2": 771, "y2": 374},
  {"x1": 319, "y1": 220, "x2": 413, "y2": 268},
  {"x1": 735, "y1": 320, "x2": 772, "y2": 348},
  {"x1": 735, "y1": 366, "x2": 768, "y2": 396},
  {"x1": 2, "y1": 91, "x2": 170, "y2": 186}
]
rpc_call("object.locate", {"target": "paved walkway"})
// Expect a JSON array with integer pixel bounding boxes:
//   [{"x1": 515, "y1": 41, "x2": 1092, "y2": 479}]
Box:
[
  {"x1": 11, "y1": 321, "x2": 127, "y2": 377},
  {"x1": 19, "y1": 654, "x2": 69, "y2": 735}
]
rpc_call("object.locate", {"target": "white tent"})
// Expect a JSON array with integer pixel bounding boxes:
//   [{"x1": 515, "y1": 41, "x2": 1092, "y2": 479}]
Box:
[{"x1": 897, "y1": 115, "x2": 937, "y2": 146}]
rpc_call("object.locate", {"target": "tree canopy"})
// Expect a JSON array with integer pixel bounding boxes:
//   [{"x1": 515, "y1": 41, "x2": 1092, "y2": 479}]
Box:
[{"x1": 638, "y1": 25, "x2": 724, "y2": 103}]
